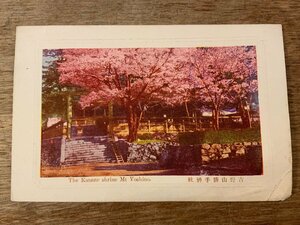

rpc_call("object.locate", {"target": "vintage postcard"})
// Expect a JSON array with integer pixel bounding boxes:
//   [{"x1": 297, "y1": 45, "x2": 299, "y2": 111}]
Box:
[{"x1": 11, "y1": 25, "x2": 292, "y2": 201}]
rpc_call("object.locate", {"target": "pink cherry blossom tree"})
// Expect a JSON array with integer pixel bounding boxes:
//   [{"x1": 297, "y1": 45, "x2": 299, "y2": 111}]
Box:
[
  {"x1": 58, "y1": 48, "x2": 189, "y2": 142},
  {"x1": 227, "y1": 46, "x2": 257, "y2": 128},
  {"x1": 57, "y1": 46, "x2": 258, "y2": 140},
  {"x1": 189, "y1": 46, "x2": 257, "y2": 129}
]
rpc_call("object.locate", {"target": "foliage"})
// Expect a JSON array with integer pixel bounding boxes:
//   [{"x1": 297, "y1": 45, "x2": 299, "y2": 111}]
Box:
[
  {"x1": 186, "y1": 46, "x2": 257, "y2": 129},
  {"x1": 178, "y1": 131, "x2": 205, "y2": 145},
  {"x1": 57, "y1": 48, "x2": 190, "y2": 141},
  {"x1": 42, "y1": 49, "x2": 67, "y2": 122},
  {"x1": 42, "y1": 49, "x2": 83, "y2": 125},
  {"x1": 53, "y1": 46, "x2": 258, "y2": 141},
  {"x1": 178, "y1": 127, "x2": 261, "y2": 145},
  {"x1": 137, "y1": 133, "x2": 154, "y2": 140}
]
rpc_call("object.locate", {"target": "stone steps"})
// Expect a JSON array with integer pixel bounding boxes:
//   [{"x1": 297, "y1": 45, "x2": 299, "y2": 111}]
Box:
[
  {"x1": 63, "y1": 159, "x2": 117, "y2": 166},
  {"x1": 62, "y1": 136, "x2": 117, "y2": 165},
  {"x1": 65, "y1": 155, "x2": 114, "y2": 160}
]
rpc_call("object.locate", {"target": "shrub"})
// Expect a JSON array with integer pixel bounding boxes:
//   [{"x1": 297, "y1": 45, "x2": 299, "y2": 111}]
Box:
[
  {"x1": 137, "y1": 133, "x2": 154, "y2": 140},
  {"x1": 178, "y1": 128, "x2": 261, "y2": 145},
  {"x1": 178, "y1": 131, "x2": 205, "y2": 145}
]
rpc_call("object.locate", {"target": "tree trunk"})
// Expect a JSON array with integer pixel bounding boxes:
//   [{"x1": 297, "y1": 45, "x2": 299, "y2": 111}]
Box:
[
  {"x1": 239, "y1": 100, "x2": 252, "y2": 128},
  {"x1": 127, "y1": 105, "x2": 139, "y2": 142},
  {"x1": 184, "y1": 101, "x2": 190, "y2": 118},
  {"x1": 212, "y1": 108, "x2": 220, "y2": 130},
  {"x1": 246, "y1": 108, "x2": 252, "y2": 128},
  {"x1": 107, "y1": 102, "x2": 114, "y2": 136}
]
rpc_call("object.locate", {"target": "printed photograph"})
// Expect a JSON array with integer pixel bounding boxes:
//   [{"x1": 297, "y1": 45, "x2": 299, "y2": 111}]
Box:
[{"x1": 41, "y1": 46, "x2": 262, "y2": 177}]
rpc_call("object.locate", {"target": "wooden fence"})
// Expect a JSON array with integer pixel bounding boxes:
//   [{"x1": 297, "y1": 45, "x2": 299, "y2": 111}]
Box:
[{"x1": 42, "y1": 114, "x2": 260, "y2": 139}]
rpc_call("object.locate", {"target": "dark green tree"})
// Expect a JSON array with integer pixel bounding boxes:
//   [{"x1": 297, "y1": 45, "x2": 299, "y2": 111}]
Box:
[{"x1": 42, "y1": 49, "x2": 82, "y2": 129}]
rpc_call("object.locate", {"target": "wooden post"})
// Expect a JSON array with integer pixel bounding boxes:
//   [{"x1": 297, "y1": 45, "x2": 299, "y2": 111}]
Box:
[
  {"x1": 148, "y1": 120, "x2": 151, "y2": 133},
  {"x1": 182, "y1": 119, "x2": 186, "y2": 132},
  {"x1": 66, "y1": 94, "x2": 72, "y2": 139},
  {"x1": 62, "y1": 122, "x2": 68, "y2": 138},
  {"x1": 199, "y1": 118, "x2": 202, "y2": 129},
  {"x1": 60, "y1": 136, "x2": 66, "y2": 164},
  {"x1": 165, "y1": 120, "x2": 168, "y2": 133}
]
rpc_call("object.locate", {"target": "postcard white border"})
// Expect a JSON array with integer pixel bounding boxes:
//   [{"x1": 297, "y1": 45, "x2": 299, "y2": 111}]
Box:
[{"x1": 11, "y1": 25, "x2": 292, "y2": 201}]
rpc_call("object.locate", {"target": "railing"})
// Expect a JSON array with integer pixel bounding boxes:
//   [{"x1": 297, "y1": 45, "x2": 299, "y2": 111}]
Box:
[
  {"x1": 71, "y1": 114, "x2": 260, "y2": 134},
  {"x1": 45, "y1": 114, "x2": 260, "y2": 138},
  {"x1": 72, "y1": 118, "x2": 96, "y2": 126}
]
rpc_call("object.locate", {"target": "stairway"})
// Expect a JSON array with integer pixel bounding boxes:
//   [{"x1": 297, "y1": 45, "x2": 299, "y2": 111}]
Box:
[
  {"x1": 63, "y1": 136, "x2": 117, "y2": 165},
  {"x1": 110, "y1": 141, "x2": 125, "y2": 163}
]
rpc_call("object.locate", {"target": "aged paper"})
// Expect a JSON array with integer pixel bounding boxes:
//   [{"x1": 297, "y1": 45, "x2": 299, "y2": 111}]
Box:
[{"x1": 11, "y1": 25, "x2": 292, "y2": 201}]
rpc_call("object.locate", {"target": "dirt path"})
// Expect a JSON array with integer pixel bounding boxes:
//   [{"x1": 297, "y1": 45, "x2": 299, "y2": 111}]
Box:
[
  {"x1": 41, "y1": 162, "x2": 177, "y2": 177},
  {"x1": 41, "y1": 155, "x2": 262, "y2": 177}
]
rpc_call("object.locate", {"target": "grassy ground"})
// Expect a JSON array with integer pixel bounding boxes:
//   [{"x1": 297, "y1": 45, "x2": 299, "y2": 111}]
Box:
[
  {"x1": 201, "y1": 128, "x2": 261, "y2": 143},
  {"x1": 134, "y1": 139, "x2": 163, "y2": 144}
]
